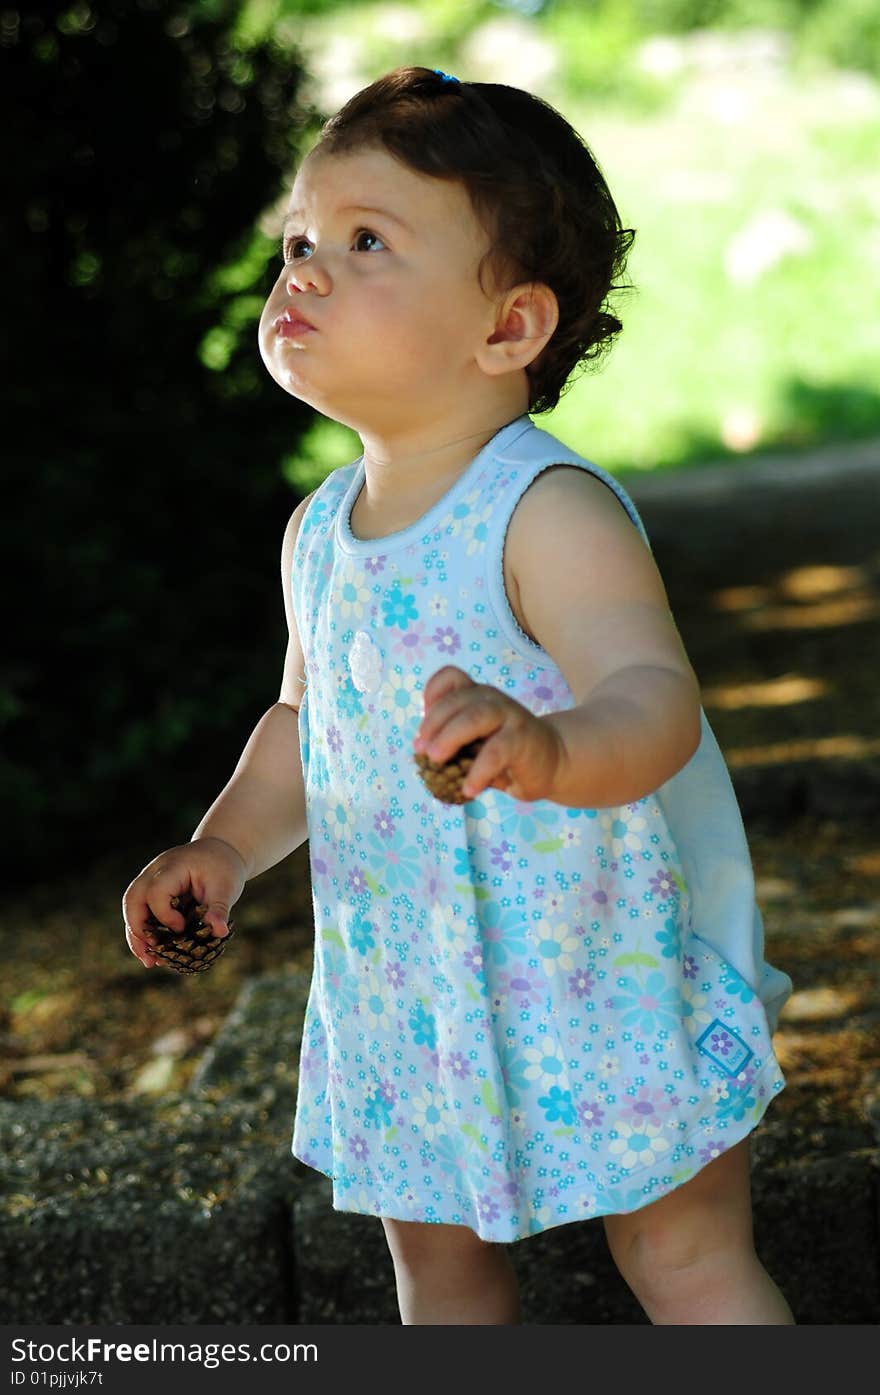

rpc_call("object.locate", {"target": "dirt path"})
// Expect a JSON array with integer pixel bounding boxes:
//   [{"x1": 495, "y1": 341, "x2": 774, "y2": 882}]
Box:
[
  {"x1": 4, "y1": 436, "x2": 880, "y2": 1164},
  {"x1": 629, "y1": 436, "x2": 880, "y2": 1161}
]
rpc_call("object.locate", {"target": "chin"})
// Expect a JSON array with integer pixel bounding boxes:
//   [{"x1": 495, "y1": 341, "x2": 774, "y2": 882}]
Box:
[
  {"x1": 276, "y1": 368, "x2": 337, "y2": 417},
  {"x1": 259, "y1": 342, "x2": 313, "y2": 402}
]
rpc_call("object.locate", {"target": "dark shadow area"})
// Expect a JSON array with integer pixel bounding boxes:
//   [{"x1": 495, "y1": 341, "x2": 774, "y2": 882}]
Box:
[
  {"x1": 639, "y1": 456, "x2": 880, "y2": 821},
  {"x1": 2, "y1": 2, "x2": 325, "y2": 885}
]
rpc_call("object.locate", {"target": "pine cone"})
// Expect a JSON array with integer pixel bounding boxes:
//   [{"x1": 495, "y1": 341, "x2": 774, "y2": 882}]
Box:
[
  {"x1": 145, "y1": 889, "x2": 235, "y2": 974},
  {"x1": 414, "y1": 738, "x2": 485, "y2": 805}
]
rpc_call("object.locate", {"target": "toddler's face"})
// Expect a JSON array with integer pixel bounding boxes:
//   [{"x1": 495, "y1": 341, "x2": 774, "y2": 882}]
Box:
[{"x1": 258, "y1": 145, "x2": 505, "y2": 428}]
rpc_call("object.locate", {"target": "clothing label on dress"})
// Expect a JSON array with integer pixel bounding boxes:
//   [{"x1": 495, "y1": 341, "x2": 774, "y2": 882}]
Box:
[{"x1": 695, "y1": 1020, "x2": 754, "y2": 1078}]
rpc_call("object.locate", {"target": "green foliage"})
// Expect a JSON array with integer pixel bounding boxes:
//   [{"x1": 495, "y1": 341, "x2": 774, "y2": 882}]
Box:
[
  {"x1": 797, "y1": 0, "x2": 880, "y2": 76},
  {"x1": 1, "y1": 1, "x2": 322, "y2": 884},
  {"x1": 651, "y1": 0, "x2": 880, "y2": 78},
  {"x1": 543, "y1": 0, "x2": 880, "y2": 104},
  {"x1": 281, "y1": 416, "x2": 362, "y2": 493},
  {"x1": 545, "y1": 0, "x2": 644, "y2": 100}
]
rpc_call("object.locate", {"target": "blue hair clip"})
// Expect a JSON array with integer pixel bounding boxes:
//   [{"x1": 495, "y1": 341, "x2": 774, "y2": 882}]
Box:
[{"x1": 432, "y1": 69, "x2": 460, "y2": 85}]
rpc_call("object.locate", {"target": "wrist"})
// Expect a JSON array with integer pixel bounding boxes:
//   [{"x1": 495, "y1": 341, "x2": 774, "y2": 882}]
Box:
[
  {"x1": 191, "y1": 833, "x2": 252, "y2": 881},
  {"x1": 542, "y1": 667, "x2": 702, "y2": 809},
  {"x1": 542, "y1": 707, "x2": 604, "y2": 809}
]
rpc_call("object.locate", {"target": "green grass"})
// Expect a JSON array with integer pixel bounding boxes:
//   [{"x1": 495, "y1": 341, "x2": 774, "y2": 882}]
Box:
[{"x1": 544, "y1": 74, "x2": 880, "y2": 472}]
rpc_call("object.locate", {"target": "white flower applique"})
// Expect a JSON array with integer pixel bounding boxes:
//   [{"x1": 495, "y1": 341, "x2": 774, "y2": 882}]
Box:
[{"x1": 348, "y1": 629, "x2": 384, "y2": 694}]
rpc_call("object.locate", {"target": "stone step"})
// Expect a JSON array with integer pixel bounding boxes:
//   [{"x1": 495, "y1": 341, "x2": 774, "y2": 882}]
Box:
[
  {"x1": 2, "y1": 967, "x2": 878, "y2": 1323},
  {"x1": 0, "y1": 970, "x2": 313, "y2": 1325},
  {"x1": 0, "y1": 1093, "x2": 297, "y2": 1324},
  {"x1": 188, "y1": 968, "x2": 310, "y2": 1128}
]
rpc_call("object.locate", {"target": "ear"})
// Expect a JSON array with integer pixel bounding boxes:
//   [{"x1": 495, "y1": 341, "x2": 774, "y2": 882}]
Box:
[{"x1": 475, "y1": 282, "x2": 559, "y2": 378}]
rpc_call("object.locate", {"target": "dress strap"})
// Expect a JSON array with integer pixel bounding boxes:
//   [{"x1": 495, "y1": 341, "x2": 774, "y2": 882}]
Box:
[{"x1": 483, "y1": 420, "x2": 653, "y2": 660}]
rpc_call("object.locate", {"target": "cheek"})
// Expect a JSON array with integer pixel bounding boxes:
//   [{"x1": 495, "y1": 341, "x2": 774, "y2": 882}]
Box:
[
  {"x1": 257, "y1": 311, "x2": 271, "y2": 358},
  {"x1": 256, "y1": 314, "x2": 279, "y2": 378},
  {"x1": 257, "y1": 277, "x2": 300, "y2": 376},
  {"x1": 358, "y1": 274, "x2": 439, "y2": 323}
]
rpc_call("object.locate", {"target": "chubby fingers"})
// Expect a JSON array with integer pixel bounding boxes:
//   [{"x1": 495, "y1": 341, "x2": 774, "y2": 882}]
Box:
[
  {"x1": 457, "y1": 741, "x2": 513, "y2": 801},
  {"x1": 421, "y1": 664, "x2": 475, "y2": 716},
  {"x1": 124, "y1": 916, "x2": 158, "y2": 969},
  {"x1": 416, "y1": 671, "x2": 511, "y2": 766},
  {"x1": 121, "y1": 877, "x2": 188, "y2": 969},
  {"x1": 456, "y1": 708, "x2": 562, "y2": 803}
]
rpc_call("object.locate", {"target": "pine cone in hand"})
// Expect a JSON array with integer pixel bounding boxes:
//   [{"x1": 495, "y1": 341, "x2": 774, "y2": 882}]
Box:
[
  {"x1": 145, "y1": 889, "x2": 234, "y2": 974},
  {"x1": 414, "y1": 738, "x2": 485, "y2": 805}
]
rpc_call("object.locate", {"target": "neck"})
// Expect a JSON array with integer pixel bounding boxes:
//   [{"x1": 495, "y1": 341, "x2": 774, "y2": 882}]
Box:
[{"x1": 355, "y1": 393, "x2": 528, "y2": 515}]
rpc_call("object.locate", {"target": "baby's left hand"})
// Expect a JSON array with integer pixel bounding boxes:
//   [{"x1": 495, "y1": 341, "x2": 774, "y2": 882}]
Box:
[{"x1": 415, "y1": 666, "x2": 564, "y2": 803}]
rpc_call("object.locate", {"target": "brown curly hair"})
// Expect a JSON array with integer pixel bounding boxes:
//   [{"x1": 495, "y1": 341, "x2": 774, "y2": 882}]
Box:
[{"x1": 308, "y1": 66, "x2": 637, "y2": 414}]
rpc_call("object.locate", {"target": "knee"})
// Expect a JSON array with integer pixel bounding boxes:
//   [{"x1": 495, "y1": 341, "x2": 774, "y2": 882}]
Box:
[
  {"x1": 623, "y1": 1219, "x2": 716, "y2": 1286},
  {"x1": 382, "y1": 1217, "x2": 495, "y2": 1274},
  {"x1": 611, "y1": 1213, "x2": 754, "y2": 1309}
]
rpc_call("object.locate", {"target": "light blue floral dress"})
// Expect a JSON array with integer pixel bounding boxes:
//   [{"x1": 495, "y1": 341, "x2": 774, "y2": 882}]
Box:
[{"x1": 289, "y1": 413, "x2": 791, "y2": 1243}]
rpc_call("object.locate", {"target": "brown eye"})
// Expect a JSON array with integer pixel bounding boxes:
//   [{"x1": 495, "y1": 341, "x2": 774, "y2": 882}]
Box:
[
  {"x1": 354, "y1": 229, "x2": 385, "y2": 252},
  {"x1": 283, "y1": 237, "x2": 312, "y2": 262}
]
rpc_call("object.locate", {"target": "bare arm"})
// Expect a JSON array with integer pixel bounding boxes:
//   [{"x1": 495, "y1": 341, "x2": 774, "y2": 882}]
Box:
[
  {"x1": 190, "y1": 704, "x2": 307, "y2": 880},
  {"x1": 417, "y1": 468, "x2": 701, "y2": 810},
  {"x1": 123, "y1": 491, "x2": 316, "y2": 968},
  {"x1": 191, "y1": 490, "x2": 315, "y2": 878},
  {"x1": 541, "y1": 663, "x2": 701, "y2": 808},
  {"x1": 511, "y1": 467, "x2": 701, "y2": 806}
]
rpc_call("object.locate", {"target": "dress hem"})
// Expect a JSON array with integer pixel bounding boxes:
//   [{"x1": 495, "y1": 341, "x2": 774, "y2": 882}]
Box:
[{"x1": 290, "y1": 1055, "x2": 785, "y2": 1245}]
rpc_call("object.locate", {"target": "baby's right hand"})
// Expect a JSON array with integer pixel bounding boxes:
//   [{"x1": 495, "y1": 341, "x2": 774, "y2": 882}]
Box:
[{"x1": 122, "y1": 836, "x2": 248, "y2": 969}]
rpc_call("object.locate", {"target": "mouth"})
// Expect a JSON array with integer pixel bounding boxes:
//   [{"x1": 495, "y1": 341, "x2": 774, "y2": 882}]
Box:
[{"x1": 273, "y1": 306, "x2": 317, "y2": 338}]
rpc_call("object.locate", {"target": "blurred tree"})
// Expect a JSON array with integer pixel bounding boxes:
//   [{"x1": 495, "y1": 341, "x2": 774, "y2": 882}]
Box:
[{"x1": 1, "y1": 1, "x2": 321, "y2": 884}]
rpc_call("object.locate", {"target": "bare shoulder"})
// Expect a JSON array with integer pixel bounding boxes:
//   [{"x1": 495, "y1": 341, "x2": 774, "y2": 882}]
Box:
[
  {"x1": 503, "y1": 464, "x2": 696, "y2": 703},
  {"x1": 505, "y1": 463, "x2": 662, "y2": 608},
  {"x1": 507, "y1": 463, "x2": 645, "y2": 562},
  {"x1": 281, "y1": 487, "x2": 318, "y2": 565},
  {"x1": 278, "y1": 488, "x2": 318, "y2": 710},
  {"x1": 280, "y1": 489, "x2": 318, "y2": 622}
]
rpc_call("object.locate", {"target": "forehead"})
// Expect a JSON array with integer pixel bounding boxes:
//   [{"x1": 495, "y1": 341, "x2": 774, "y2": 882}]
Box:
[{"x1": 288, "y1": 145, "x2": 486, "y2": 242}]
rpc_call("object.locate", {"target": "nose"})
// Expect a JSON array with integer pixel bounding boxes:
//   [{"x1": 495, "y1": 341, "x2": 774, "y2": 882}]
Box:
[{"x1": 286, "y1": 254, "x2": 330, "y2": 297}]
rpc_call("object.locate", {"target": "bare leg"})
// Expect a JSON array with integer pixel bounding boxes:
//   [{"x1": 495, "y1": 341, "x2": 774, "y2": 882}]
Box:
[
  {"x1": 382, "y1": 1217, "x2": 522, "y2": 1325},
  {"x1": 603, "y1": 1137, "x2": 795, "y2": 1324}
]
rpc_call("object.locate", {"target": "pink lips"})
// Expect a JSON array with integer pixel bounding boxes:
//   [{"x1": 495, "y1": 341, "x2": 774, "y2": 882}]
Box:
[{"x1": 274, "y1": 306, "x2": 316, "y2": 338}]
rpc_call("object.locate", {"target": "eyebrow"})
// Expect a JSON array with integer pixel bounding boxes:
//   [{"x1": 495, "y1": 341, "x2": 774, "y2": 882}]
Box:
[{"x1": 281, "y1": 204, "x2": 414, "y2": 236}]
